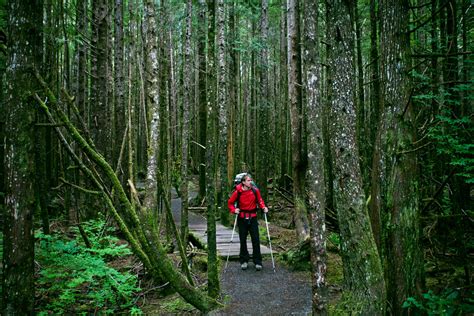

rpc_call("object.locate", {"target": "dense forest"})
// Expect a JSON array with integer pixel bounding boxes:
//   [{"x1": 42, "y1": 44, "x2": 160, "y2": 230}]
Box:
[{"x1": 0, "y1": 0, "x2": 472, "y2": 314}]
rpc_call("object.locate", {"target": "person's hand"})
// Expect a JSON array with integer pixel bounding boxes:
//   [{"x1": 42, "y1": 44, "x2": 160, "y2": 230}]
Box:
[
  {"x1": 263, "y1": 207, "x2": 269, "y2": 213},
  {"x1": 234, "y1": 208, "x2": 240, "y2": 214}
]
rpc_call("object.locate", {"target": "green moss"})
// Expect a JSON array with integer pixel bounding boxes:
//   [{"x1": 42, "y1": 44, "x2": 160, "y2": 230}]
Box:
[
  {"x1": 326, "y1": 252, "x2": 343, "y2": 285},
  {"x1": 192, "y1": 254, "x2": 208, "y2": 272},
  {"x1": 161, "y1": 296, "x2": 195, "y2": 313}
]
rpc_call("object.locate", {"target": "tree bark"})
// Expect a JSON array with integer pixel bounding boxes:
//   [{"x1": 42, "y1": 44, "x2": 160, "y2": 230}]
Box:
[
  {"x1": 375, "y1": 1, "x2": 424, "y2": 313},
  {"x1": 3, "y1": 1, "x2": 42, "y2": 313},
  {"x1": 217, "y1": 0, "x2": 230, "y2": 226},
  {"x1": 303, "y1": 0, "x2": 328, "y2": 313},
  {"x1": 256, "y1": 0, "x2": 270, "y2": 200},
  {"x1": 287, "y1": 0, "x2": 310, "y2": 241},
  {"x1": 197, "y1": 0, "x2": 207, "y2": 201},
  {"x1": 114, "y1": 0, "x2": 126, "y2": 183},
  {"x1": 91, "y1": 0, "x2": 110, "y2": 159},
  {"x1": 180, "y1": 0, "x2": 193, "y2": 246},
  {"x1": 326, "y1": 1, "x2": 386, "y2": 314},
  {"x1": 368, "y1": 0, "x2": 383, "y2": 253},
  {"x1": 206, "y1": 0, "x2": 220, "y2": 299}
]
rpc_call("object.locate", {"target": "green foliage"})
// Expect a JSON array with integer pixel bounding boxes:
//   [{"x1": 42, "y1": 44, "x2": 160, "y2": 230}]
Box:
[
  {"x1": 403, "y1": 289, "x2": 474, "y2": 315},
  {"x1": 259, "y1": 225, "x2": 269, "y2": 244},
  {"x1": 328, "y1": 232, "x2": 341, "y2": 250},
  {"x1": 35, "y1": 220, "x2": 141, "y2": 314},
  {"x1": 411, "y1": 68, "x2": 474, "y2": 184},
  {"x1": 281, "y1": 240, "x2": 311, "y2": 271}
]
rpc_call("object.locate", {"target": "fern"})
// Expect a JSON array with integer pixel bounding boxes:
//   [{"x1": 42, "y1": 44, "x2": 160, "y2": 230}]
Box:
[{"x1": 35, "y1": 220, "x2": 141, "y2": 314}]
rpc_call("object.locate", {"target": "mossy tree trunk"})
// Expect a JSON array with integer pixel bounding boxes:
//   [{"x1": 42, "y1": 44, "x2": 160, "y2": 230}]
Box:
[
  {"x1": 373, "y1": 1, "x2": 424, "y2": 313},
  {"x1": 3, "y1": 1, "x2": 42, "y2": 313},
  {"x1": 35, "y1": 72, "x2": 221, "y2": 312},
  {"x1": 326, "y1": 1, "x2": 386, "y2": 314}
]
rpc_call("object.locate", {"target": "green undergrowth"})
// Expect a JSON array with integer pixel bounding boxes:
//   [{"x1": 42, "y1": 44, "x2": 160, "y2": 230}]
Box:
[
  {"x1": 280, "y1": 232, "x2": 342, "y2": 274},
  {"x1": 35, "y1": 220, "x2": 142, "y2": 315},
  {"x1": 403, "y1": 288, "x2": 474, "y2": 315}
]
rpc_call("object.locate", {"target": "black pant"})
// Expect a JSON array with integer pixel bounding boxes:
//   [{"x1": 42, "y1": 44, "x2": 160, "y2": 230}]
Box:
[{"x1": 238, "y1": 215, "x2": 262, "y2": 265}]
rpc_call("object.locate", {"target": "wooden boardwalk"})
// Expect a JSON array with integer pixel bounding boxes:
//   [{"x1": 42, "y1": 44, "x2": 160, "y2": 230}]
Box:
[{"x1": 171, "y1": 198, "x2": 274, "y2": 258}]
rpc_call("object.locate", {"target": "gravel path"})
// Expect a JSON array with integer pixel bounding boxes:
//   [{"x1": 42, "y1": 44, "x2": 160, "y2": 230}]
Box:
[{"x1": 212, "y1": 261, "x2": 312, "y2": 315}]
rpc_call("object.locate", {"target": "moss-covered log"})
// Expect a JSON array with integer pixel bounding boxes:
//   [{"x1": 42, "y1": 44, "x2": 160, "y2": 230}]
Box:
[{"x1": 34, "y1": 72, "x2": 220, "y2": 312}]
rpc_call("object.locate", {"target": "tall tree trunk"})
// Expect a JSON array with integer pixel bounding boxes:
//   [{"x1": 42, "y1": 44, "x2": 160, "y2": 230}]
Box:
[
  {"x1": 180, "y1": 0, "x2": 193, "y2": 247},
  {"x1": 287, "y1": 0, "x2": 310, "y2": 241},
  {"x1": 142, "y1": 0, "x2": 160, "y2": 212},
  {"x1": 114, "y1": 0, "x2": 126, "y2": 183},
  {"x1": 126, "y1": 0, "x2": 138, "y2": 187},
  {"x1": 279, "y1": 2, "x2": 289, "y2": 188},
  {"x1": 91, "y1": 0, "x2": 110, "y2": 160},
  {"x1": 376, "y1": 1, "x2": 424, "y2": 313},
  {"x1": 217, "y1": 0, "x2": 230, "y2": 226},
  {"x1": 3, "y1": 1, "x2": 42, "y2": 313},
  {"x1": 157, "y1": 0, "x2": 172, "y2": 241},
  {"x1": 326, "y1": 1, "x2": 386, "y2": 314},
  {"x1": 368, "y1": 0, "x2": 383, "y2": 253},
  {"x1": 227, "y1": 1, "x2": 239, "y2": 186},
  {"x1": 354, "y1": 2, "x2": 368, "y2": 193},
  {"x1": 304, "y1": 0, "x2": 328, "y2": 314},
  {"x1": 206, "y1": 0, "x2": 220, "y2": 299},
  {"x1": 256, "y1": 0, "x2": 270, "y2": 200},
  {"x1": 197, "y1": 0, "x2": 207, "y2": 201}
]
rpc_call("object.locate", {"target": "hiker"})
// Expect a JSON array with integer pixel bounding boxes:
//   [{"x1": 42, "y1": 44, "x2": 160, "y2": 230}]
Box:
[{"x1": 228, "y1": 174, "x2": 269, "y2": 271}]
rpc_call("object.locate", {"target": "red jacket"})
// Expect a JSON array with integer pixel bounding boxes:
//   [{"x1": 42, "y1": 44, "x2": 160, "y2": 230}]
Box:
[{"x1": 228, "y1": 184, "x2": 266, "y2": 218}]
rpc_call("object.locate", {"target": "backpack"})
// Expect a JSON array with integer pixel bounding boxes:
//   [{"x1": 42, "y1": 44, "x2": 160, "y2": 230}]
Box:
[{"x1": 233, "y1": 173, "x2": 259, "y2": 209}]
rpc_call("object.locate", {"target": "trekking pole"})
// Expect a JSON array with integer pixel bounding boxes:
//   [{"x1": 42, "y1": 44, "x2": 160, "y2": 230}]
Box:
[
  {"x1": 264, "y1": 213, "x2": 276, "y2": 273},
  {"x1": 224, "y1": 213, "x2": 239, "y2": 273}
]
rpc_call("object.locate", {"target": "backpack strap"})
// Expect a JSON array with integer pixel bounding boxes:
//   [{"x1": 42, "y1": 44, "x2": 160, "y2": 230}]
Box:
[{"x1": 236, "y1": 187, "x2": 259, "y2": 209}]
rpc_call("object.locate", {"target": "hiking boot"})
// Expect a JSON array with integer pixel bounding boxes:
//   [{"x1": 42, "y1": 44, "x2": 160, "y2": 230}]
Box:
[
  {"x1": 241, "y1": 262, "x2": 248, "y2": 270},
  {"x1": 255, "y1": 264, "x2": 262, "y2": 271}
]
